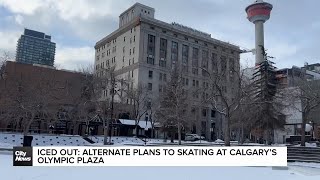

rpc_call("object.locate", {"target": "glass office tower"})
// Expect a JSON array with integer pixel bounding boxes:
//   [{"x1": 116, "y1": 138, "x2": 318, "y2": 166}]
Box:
[{"x1": 16, "y1": 29, "x2": 56, "y2": 66}]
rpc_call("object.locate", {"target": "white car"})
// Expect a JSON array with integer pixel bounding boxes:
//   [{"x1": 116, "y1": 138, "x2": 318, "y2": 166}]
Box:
[{"x1": 185, "y1": 134, "x2": 205, "y2": 141}]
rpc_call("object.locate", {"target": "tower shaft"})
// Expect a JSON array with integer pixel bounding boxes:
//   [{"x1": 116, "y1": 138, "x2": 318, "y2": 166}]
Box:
[
  {"x1": 245, "y1": 0, "x2": 273, "y2": 65},
  {"x1": 255, "y1": 21, "x2": 264, "y2": 64}
]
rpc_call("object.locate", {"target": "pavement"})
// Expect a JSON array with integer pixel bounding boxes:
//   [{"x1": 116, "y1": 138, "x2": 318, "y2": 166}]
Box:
[{"x1": 288, "y1": 166, "x2": 320, "y2": 176}]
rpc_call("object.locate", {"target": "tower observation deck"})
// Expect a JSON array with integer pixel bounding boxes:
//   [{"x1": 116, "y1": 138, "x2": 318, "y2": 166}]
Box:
[{"x1": 246, "y1": 0, "x2": 273, "y2": 64}]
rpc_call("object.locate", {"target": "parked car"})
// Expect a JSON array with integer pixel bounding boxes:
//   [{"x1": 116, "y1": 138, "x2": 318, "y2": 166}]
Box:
[{"x1": 185, "y1": 134, "x2": 205, "y2": 141}]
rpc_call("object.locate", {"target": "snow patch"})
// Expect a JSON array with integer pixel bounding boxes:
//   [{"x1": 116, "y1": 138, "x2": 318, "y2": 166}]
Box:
[
  {"x1": 0, "y1": 142, "x2": 13, "y2": 149},
  {"x1": 215, "y1": 139, "x2": 224, "y2": 143},
  {"x1": 0, "y1": 132, "x2": 91, "y2": 146},
  {"x1": 294, "y1": 143, "x2": 318, "y2": 147}
]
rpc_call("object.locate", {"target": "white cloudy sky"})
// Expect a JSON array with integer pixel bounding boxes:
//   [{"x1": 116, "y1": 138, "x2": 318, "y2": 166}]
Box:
[{"x1": 0, "y1": 0, "x2": 319, "y2": 70}]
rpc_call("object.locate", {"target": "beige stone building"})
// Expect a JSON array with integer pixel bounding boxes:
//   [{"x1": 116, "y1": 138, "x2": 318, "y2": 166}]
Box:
[{"x1": 94, "y1": 3, "x2": 241, "y2": 140}]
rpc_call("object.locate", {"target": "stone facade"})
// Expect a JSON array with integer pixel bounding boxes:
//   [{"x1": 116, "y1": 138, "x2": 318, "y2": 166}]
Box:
[{"x1": 94, "y1": 3, "x2": 241, "y2": 140}]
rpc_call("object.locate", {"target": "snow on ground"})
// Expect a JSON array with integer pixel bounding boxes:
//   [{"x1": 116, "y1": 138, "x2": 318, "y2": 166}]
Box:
[
  {"x1": 88, "y1": 136, "x2": 145, "y2": 144},
  {"x1": 215, "y1": 139, "x2": 224, "y2": 143},
  {"x1": 0, "y1": 132, "x2": 91, "y2": 147},
  {"x1": 0, "y1": 153, "x2": 319, "y2": 180},
  {"x1": 289, "y1": 162, "x2": 320, "y2": 169},
  {"x1": 1, "y1": 132, "x2": 318, "y2": 147},
  {"x1": 294, "y1": 142, "x2": 318, "y2": 147},
  {"x1": 0, "y1": 142, "x2": 13, "y2": 149}
]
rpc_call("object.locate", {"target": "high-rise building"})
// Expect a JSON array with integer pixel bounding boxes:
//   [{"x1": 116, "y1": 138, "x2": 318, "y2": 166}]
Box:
[
  {"x1": 16, "y1": 28, "x2": 56, "y2": 66},
  {"x1": 94, "y1": 3, "x2": 241, "y2": 140}
]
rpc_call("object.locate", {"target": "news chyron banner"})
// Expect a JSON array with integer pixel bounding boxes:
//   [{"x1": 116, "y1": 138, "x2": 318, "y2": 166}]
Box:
[{"x1": 13, "y1": 146, "x2": 287, "y2": 166}]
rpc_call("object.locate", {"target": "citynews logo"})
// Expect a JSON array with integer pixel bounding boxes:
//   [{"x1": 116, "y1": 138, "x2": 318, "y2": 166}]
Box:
[{"x1": 13, "y1": 147, "x2": 33, "y2": 166}]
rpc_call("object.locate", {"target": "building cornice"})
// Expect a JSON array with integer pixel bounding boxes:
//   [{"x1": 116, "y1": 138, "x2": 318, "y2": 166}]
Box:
[
  {"x1": 139, "y1": 16, "x2": 241, "y2": 52},
  {"x1": 95, "y1": 15, "x2": 241, "y2": 52}
]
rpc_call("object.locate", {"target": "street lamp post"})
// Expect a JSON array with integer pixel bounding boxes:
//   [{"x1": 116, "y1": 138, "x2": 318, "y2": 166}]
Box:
[
  {"x1": 145, "y1": 113, "x2": 149, "y2": 145},
  {"x1": 309, "y1": 120, "x2": 314, "y2": 140}
]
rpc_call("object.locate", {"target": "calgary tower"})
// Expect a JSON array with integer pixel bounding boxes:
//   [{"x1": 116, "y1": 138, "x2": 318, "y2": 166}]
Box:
[{"x1": 245, "y1": 0, "x2": 273, "y2": 64}]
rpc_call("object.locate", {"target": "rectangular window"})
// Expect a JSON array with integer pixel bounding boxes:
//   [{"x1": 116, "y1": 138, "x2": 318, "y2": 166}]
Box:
[
  {"x1": 192, "y1": 48, "x2": 199, "y2": 75},
  {"x1": 211, "y1": 53, "x2": 217, "y2": 72},
  {"x1": 159, "y1": 60, "x2": 166, "y2": 67},
  {"x1": 147, "y1": 34, "x2": 155, "y2": 65},
  {"x1": 147, "y1": 57, "x2": 154, "y2": 65},
  {"x1": 159, "y1": 38, "x2": 167, "y2": 68},
  {"x1": 182, "y1": 45, "x2": 189, "y2": 73},
  {"x1": 202, "y1": 109, "x2": 207, "y2": 117},
  {"x1": 149, "y1": 34, "x2": 155, "y2": 43},
  {"x1": 221, "y1": 56, "x2": 227, "y2": 76},
  {"x1": 149, "y1": 70, "x2": 153, "y2": 78},
  {"x1": 148, "y1": 83, "x2": 153, "y2": 91},
  {"x1": 202, "y1": 50, "x2": 209, "y2": 76},
  {"x1": 171, "y1": 41, "x2": 178, "y2": 70}
]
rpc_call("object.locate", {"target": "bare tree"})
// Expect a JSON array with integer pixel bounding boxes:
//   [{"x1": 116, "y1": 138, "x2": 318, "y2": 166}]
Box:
[
  {"x1": 287, "y1": 78, "x2": 320, "y2": 146},
  {"x1": 0, "y1": 51, "x2": 11, "y2": 80},
  {"x1": 200, "y1": 59, "x2": 248, "y2": 146},
  {"x1": 156, "y1": 68, "x2": 191, "y2": 145},
  {"x1": 126, "y1": 83, "x2": 150, "y2": 136},
  {"x1": 78, "y1": 64, "x2": 115, "y2": 145},
  {"x1": 149, "y1": 96, "x2": 160, "y2": 138}
]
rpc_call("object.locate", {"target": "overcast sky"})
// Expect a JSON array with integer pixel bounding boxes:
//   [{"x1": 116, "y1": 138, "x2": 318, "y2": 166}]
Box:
[{"x1": 0, "y1": 0, "x2": 319, "y2": 70}]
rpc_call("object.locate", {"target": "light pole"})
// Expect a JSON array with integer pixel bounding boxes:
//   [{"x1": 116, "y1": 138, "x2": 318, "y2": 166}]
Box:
[
  {"x1": 309, "y1": 120, "x2": 314, "y2": 140},
  {"x1": 145, "y1": 113, "x2": 149, "y2": 145}
]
